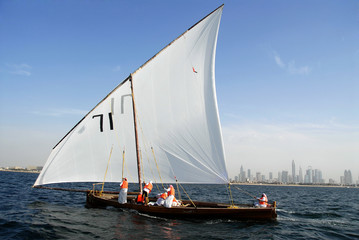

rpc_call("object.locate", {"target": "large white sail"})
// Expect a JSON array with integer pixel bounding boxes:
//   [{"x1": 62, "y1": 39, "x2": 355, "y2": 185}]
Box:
[
  {"x1": 34, "y1": 79, "x2": 138, "y2": 185},
  {"x1": 34, "y1": 5, "x2": 228, "y2": 186}
]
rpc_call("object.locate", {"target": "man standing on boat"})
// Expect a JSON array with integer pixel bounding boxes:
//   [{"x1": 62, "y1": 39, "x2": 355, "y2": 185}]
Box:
[
  {"x1": 142, "y1": 180, "x2": 153, "y2": 205},
  {"x1": 164, "y1": 185, "x2": 175, "y2": 208},
  {"x1": 118, "y1": 178, "x2": 128, "y2": 204}
]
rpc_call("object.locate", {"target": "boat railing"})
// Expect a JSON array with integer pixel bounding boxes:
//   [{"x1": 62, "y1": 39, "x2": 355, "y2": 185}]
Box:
[{"x1": 90, "y1": 183, "x2": 105, "y2": 196}]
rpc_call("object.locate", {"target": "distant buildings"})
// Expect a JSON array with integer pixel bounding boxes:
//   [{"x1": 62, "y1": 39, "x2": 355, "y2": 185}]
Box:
[
  {"x1": 281, "y1": 171, "x2": 289, "y2": 184},
  {"x1": 0, "y1": 166, "x2": 42, "y2": 172},
  {"x1": 341, "y1": 170, "x2": 352, "y2": 185},
  {"x1": 239, "y1": 165, "x2": 246, "y2": 182},
  {"x1": 292, "y1": 160, "x2": 296, "y2": 183},
  {"x1": 304, "y1": 167, "x2": 312, "y2": 184},
  {"x1": 299, "y1": 167, "x2": 303, "y2": 183},
  {"x1": 256, "y1": 172, "x2": 261, "y2": 182},
  {"x1": 230, "y1": 160, "x2": 355, "y2": 186}
]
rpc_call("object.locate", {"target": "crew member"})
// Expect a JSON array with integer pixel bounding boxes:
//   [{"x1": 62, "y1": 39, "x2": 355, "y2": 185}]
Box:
[
  {"x1": 164, "y1": 185, "x2": 175, "y2": 208},
  {"x1": 155, "y1": 192, "x2": 167, "y2": 206},
  {"x1": 255, "y1": 193, "x2": 268, "y2": 207},
  {"x1": 136, "y1": 193, "x2": 144, "y2": 204},
  {"x1": 118, "y1": 178, "x2": 128, "y2": 204},
  {"x1": 172, "y1": 196, "x2": 181, "y2": 207},
  {"x1": 142, "y1": 181, "x2": 153, "y2": 205}
]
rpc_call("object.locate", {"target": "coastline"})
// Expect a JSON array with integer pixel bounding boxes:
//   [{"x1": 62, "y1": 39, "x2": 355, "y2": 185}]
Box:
[
  {"x1": 232, "y1": 182, "x2": 358, "y2": 188},
  {"x1": 0, "y1": 169, "x2": 40, "y2": 174},
  {"x1": 0, "y1": 170, "x2": 357, "y2": 188}
]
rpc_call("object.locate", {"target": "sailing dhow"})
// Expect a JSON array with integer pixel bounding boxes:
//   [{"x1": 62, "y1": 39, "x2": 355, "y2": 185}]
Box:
[{"x1": 34, "y1": 5, "x2": 277, "y2": 221}]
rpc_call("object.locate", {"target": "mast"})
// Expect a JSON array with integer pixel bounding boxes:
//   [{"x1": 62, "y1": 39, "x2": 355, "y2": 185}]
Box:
[{"x1": 129, "y1": 74, "x2": 143, "y2": 193}]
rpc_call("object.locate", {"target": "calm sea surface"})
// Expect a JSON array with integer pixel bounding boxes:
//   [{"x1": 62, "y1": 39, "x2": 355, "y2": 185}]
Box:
[{"x1": 0, "y1": 171, "x2": 358, "y2": 239}]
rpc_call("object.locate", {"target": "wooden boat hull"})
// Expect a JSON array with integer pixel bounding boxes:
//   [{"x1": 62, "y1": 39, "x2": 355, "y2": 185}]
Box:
[{"x1": 86, "y1": 192, "x2": 277, "y2": 221}]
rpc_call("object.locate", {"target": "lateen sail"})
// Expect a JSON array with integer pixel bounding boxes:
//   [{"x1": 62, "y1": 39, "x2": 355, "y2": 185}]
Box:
[{"x1": 34, "y1": 5, "x2": 228, "y2": 186}]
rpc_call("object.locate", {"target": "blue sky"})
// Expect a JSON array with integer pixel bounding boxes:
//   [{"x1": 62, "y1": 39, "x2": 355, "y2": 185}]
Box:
[{"x1": 1, "y1": 0, "x2": 358, "y2": 182}]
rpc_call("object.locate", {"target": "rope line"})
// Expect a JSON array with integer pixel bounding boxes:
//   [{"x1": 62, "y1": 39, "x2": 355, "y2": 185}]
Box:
[
  {"x1": 227, "y1": 183, "x2": 235, "y2": 206},
  {"x1": 122, "y1": 150, "x2": 125, "y2": 179},
  {"x1": 151, "y1": 147, "x2": 164, "y2": 190},
  {"x1": 139, "y1": 149, "x2": 145, "y2": 183},
  {"x1": 131, "y1": 94, "x2": 162, "y2": 189},
  {"x1": 174, "y1": 177, "x2": 182, "y2": 201},
  {"x1": 177, "y1": 182, "x2": 196, "y2": 208},
  {"x1": 100, "y1": 145, "x2": 114, "y2": 195},
  {"x1": 232, "y1": 184, "x2": 257, "y2": 199}
]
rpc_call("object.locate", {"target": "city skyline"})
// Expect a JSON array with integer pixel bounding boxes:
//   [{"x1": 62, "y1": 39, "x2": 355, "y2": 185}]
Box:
[{"x1": 231, "y1": 160, "x2": 357, "y2": 185}]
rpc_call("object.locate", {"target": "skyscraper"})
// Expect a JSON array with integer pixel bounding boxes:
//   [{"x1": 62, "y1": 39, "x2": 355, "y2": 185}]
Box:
[
  {"x1": 282, "y1": 171, "x2": 289, "y2": 184},
  {"x1": 256, "y1": 172, "x2": 262, "y2": 182},
  {"x1": 313, "y1": 169, "x2": 323, "y2": 183},
  {"x1": 299, "y1": 167, "x2": 303, "y2": 183},
  {"x1": 304, "y1": 166, "x2": 313, "y2": 184},
  {"x1": 344, "y1": 170, "x2": 352, "y2": 185},
  {"x1": 292, "y1": 160, "x2": 296, "y2": 183},
  {"x1": 240, "y1": 165, "x2": 246, "y2": 182}
]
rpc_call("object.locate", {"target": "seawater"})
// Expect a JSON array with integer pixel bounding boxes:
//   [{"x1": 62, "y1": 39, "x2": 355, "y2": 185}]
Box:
[{"x1": 0, "y1": 171, "x2": 358, "y2": 239}]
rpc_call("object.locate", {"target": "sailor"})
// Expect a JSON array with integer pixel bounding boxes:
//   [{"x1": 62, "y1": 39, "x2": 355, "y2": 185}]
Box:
[
  {"x1": 255, "y1": 193, "x2": 268, "y2": 208},
  {"x1": 142, "y1": 181, "x2": 153, "y2": 205},
  {"x1": 155, "y1": 192, "x2": 167, "y2": 206},
  {"x1": 171, "y1": 196, "x2": 181, "y2": 207},
  {"x1": 118, "y1": 178, "x2": 128, "y2": 204},
  {"x1": 163, "y1": 185, "x2": 175, "y2": 208},
  {"x1": 136, "y1": 193, "x2": 144, "y2": 204}
]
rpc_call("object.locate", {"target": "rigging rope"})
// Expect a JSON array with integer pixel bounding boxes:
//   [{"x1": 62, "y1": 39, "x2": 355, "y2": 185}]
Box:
[
  {"x1": 133, "y1": 103, "x2": 162, "y2": 190},
  {"x1": 177, "y1": 181, "x2": 196, "y2": 208},
  {"x1": 174, "y1": 177, "x2": 182, "y2": 201},
  {"x1": 232, "y1": 184, "x2": 257, "y2": 199},
  {"x1": 122, "y1": 150, "x2": 125, "y2": 179},
  {"x1": 144, "y1": 146, "x2": 158, "y2": 191},
  {"x1": 227, "y1": 183, "x2": 235, "y2": 207},
  {"x1": 139, "y1": 149, "x2": 145, "y2": 183},
  {"x1": 151, "y1": 147, "x2": 164, "y2": 190},
  {"x1": 100, "y1": 145, "x2": 114, "y2": 195}
]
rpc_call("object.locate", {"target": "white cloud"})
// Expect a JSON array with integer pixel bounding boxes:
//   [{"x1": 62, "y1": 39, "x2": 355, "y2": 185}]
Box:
[
  {"x1": 288, "y1": 61, "x2": 310, "y2": 75},
  {"x1": 274, "y1": 52, "x2": 285, "y2": 68},
  {"x1": 273, "y1": 52, "x2": 311, "y2": 75},
  {"x1": 113, "y1": 65, "x2": 121, "y2": 72},
  {"x1": 31, "y1": 108, "x2": 88, "y2": 117},
  {"x1": 6, "y1": 63, "x2": 32, "y2": 76}
]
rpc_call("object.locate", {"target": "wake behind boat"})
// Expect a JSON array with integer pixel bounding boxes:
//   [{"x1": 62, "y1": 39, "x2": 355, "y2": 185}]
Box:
[{"x1": 33, "y1": 5, "x2": 277, "y2": 221}]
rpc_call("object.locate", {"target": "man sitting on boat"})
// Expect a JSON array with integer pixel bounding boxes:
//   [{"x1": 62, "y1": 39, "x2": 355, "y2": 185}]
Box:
[
  {"x1": 150, "y1": 192, "x2": 181, "y2": 207},
  {"x1": 163, "y1": 185, "x2": 175, "y2": 208},
  {"x1": 149, "y1": 192, "x2": 167, "y2": 206},
  {"x1": 136, "y1": 194, "x2": 144, "y2": 204},
  {"x1": 171, "y1": 197, "x2": 181, "y2": 207},
  {"x1": 254, "y1": 193, "x2": 268, "y2": 208},
  {"x1": 118, "y1": 178, "x2": 128, "y2": 204}
]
